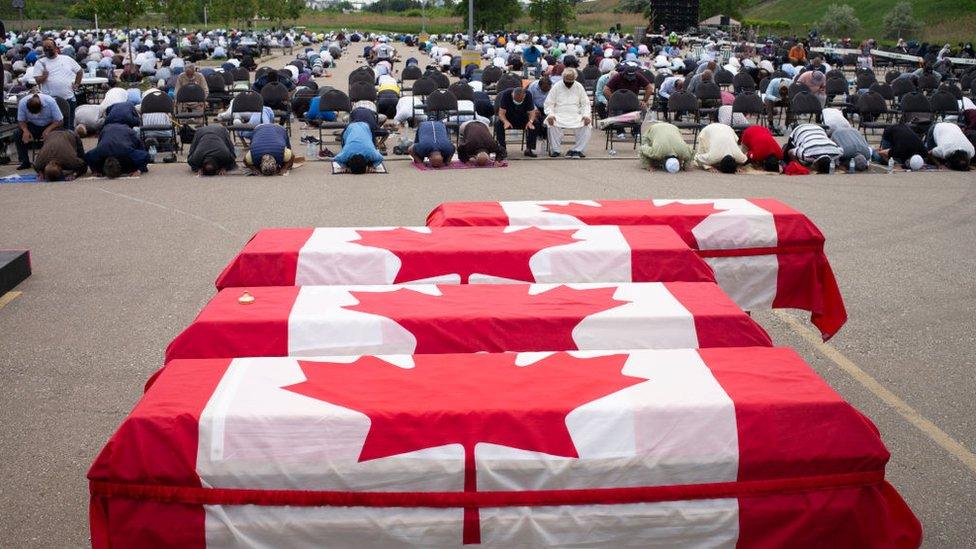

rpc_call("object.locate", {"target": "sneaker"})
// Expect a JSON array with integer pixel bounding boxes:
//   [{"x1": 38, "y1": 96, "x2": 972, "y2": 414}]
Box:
[
  {"x1": 565, "y1": 150, "x2": 578, "y2": 158},
  {"x1": 16, "y1": 162, "x2": 31, "y2": 170},
  {"x1": 524, "y1": 149, "x2": 537, "y2": 158},
  {"x1": 616, "y1": 132, "x2": 626, "y2": 139},
  {"x1": 549, "y1": 151, "x2": 561, "y2": 158},
  {"x1": 576, "y1": 151, "x2": 586, "y2": 158}
]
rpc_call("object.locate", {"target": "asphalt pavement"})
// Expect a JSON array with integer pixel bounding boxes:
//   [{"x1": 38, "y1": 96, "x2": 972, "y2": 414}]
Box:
[{"x1": 0, "y1": 43, "x2": 974, "y2": 548}]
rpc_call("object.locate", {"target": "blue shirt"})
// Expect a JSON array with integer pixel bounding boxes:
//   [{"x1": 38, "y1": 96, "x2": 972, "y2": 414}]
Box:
[
  {"x1": 334, "y1": 122, "x2": 384, "y2": 167},
  {"x1": 304, "y1": 97, "x2": 338, "y2": 121},
  {"x1": 523, "y1": 46, "x2": 541, "y2": 64},
  {"x1": 17, "y1": 94, "x2": 63, "y2": 126},
  {"x1": 412, "y1": 121, "x2": 455, "y2": 158},
  {"x1": 249, "y1": 124, "x2": 290, "y2": 165},
  {"x1": 765, "y1": 77, "x2": 793, "y2": 101},
  {"x1": 527, "y1": 80, "x2": 548, "y2": 110}
]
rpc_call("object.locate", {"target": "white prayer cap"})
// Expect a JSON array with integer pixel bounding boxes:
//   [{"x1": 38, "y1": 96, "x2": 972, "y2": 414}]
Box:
[
  {"x1": 665, "y1": 157, "x2": 680, "y2": 173},
  {"x1": 909, "y1": 155, "x2": 924, "y2": 171}
]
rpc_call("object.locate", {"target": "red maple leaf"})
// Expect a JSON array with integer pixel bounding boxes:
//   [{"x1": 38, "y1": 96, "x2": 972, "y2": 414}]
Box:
[
  {"x1": 284, "y1": 353, "x2": 644, "y2": 544},
  {"x1": 542, "y1": 201, "x2": 724, "y2": 248},
  {"x1": 346, "y1": 285, "x2": 625, "y2": 354},
  {"x1": 353, "y1": 227, "x2": 581, "y2": 283}
]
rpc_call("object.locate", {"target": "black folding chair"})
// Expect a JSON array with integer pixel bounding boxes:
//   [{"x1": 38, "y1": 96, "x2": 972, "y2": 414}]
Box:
[
  {"x1": 401, "y1": 65, "x2": 422, "y2": 92},
  {"x1": 448, "y1": 82, "x2": 475, "y2": 102},
  {"x1": 315, "y1": 88, "x2": 353, "y2": 147},
  {"x1": 349, "y1": 80, "x2": 378, "y2": 103},
  {"x1": 206, "y1": 73, "x2": 230, "y2": 111},
  {"x1": 225, "y1": 90, "x2": 265, "y2": 145},
  {"x1": 603, "y1": 89, "x2": 642, "y2": 151},
  {"x1": 175, "y1": 84, "x2": 208, "y2": 127},
  {"x1": 891, "y1": 78, "x2": 917, "y2": 100},
  {"x1": 424, "y1": 89, "x2": 459, "y2": 122},
  {"x1": 826, "y1": 77, "x2": 850, "y2": 108},
  {"x1": 140, "y1": 91, "x2": 178, "y2": 156},
  {"x1": 929, "y1": 91, "x2": 960, "y2": 121},
  {"x1": 733, "y1": 72, "x2": 756, "y2": 94},
  {"x1": 918, "y1": 74, "x2": 940, "y2": 94},
  {"x1": 693, "y1": 82, "x2": 722, "y2": 121},
  {"x1": 899, "y1": 92, "x2": 933, "y2": 128},
  {"x1": 787, "y1": 91, "x2": 826, "y2": 127},
  {"x1": 495, "y1": 74, "x2": 522, "y2": 95},
  {"x1": 261, "y1": 82, "x2": 292, "y2": 132},
  {"x1": 730, "y1": 91, "x2": 764, "y2": 131},
  {"x1": 666, "y1": 91, "x2": 704, "y2": 147},
  {"x1": 855, "y1": 72, "x2": 877, "y2": 91},
  {"x1": 349, "y1": 67, "x2": 375, "y2": 86},
  {"x1": 714, "y1": 68, "x2": 734, "y2": 90},
  {"x1": 481, "y1": 65, "x2": 503, "y2": 89},
  {"x1": 855, "y1": 91, "x2": 894, "y2": 136}
]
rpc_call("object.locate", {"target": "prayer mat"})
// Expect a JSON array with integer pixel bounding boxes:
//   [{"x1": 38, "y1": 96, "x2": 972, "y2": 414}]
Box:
[
  {"x1": 412, "y1": 160, "x2": 508, "y2": 171},
  {"x1": 332, "y1": 161, "x2": 389, "y2": 174}
]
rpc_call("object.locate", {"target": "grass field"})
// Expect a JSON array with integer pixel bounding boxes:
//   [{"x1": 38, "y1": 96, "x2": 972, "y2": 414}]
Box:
[{"x1": 743, "y1": 0, "x2": 976, "y2": 43}]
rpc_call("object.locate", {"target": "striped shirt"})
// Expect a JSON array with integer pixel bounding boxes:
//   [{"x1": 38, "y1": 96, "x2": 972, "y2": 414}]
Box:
[{"x1": 788, "y1": 124, "x2": 841, "y2": 164}]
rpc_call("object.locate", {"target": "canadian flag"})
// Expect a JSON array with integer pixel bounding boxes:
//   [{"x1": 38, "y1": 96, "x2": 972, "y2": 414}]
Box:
[
  {"x1": 214, "y1": 225, "x2": 716, "y2": 290},
  {"x1": 89, "y1": 348, "x2": 921, "y2": 548},
  {"x1": 165, "y1": 282, "x2": 772, "y2": 363},
  {"x1": 425, "y1": 199, "x2": 847, "y2": 340}
]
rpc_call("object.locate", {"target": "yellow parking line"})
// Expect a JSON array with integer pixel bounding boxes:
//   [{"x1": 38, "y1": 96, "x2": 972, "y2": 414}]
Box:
[
  {"x1": 0, "y1": 291, "x2": 22, "y2": 310},
  {"x1": 774, "y1": 310, "x2": 976, "y2": 475}
]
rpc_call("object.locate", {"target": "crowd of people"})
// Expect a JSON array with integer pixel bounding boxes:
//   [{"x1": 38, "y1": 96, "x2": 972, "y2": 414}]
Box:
[{"x1": 3, "y1": 24, "x2": 975, "y2": 181}]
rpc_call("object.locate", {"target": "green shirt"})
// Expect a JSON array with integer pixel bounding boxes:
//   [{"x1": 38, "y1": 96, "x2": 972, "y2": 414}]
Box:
[{"x1": 639, "y1": 122, "x2": 693, "y2": 169}]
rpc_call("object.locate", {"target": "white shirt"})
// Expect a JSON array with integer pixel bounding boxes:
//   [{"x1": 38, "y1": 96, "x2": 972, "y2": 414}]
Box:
[
  {"x1": 100, "y1": 87, "x2": 129, "y2": 116},
  {"x1": 35, "y1": 54, "x2": 82, "y2": 100},
  {"x1": 823, "y1": 108, "x2": 851, "y2": 133},
  {"x1": 544, "y1": 80, "x2": 591, "y2": 128},
  {"x1": 694, "y1": 123, "x2": 747, "y2": 166},
  {"x1": 74, "y1": 104, "x2": 102, "y2": 128},
  {"x1": 929, "y1": 122, "x2": 975, "y2": 159},
  {"x1": 394, "y1": 96, "x2": 423, "y2": 124}
]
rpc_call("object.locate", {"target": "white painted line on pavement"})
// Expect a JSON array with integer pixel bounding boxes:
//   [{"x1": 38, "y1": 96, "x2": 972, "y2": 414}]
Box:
[
  {"x1": 89, "y1": 186, "x2": 243, "y2": 238},
  {"x1": 774, "y1": 310, "x2": 976, "y2": 475}
]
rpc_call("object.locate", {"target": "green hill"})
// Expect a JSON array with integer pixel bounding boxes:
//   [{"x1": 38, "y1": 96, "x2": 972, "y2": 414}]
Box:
[
  {"x1": 743, "y1": 0, "x2": 976, "y2": 44},
  {"x1": 580, "y1": 0, "x2": 974, "y2": 44}
]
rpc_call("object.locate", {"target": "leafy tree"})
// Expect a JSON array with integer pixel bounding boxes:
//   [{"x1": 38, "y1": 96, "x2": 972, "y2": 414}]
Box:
[
  {"x1": 528, "y1": 0, "x2": 576, "y2": 34},
  {"x1": 68, "y1": 0, "x2": 154, "y2": 27},
  {"x1": 158, "y1": 0, "x2": 199, "y2": 26},
  {"x1": 283, "y1": 0, "x2": 305, "y2": 20},
  {"x1": 882, "y1": 1, "x2": 922, "y2": 40},
  {"x1": 818, "y1": 4, "x2": 861, "y2": 38},
  {"x1": 211, "y1": 0, "x2": 258, "y2": 25},
  {"x1": 453, "y1": 0, "x2": 521, "y2": 32},
  {"x1": 257, "y1": 0, "x2": 301, "y2": 23}
]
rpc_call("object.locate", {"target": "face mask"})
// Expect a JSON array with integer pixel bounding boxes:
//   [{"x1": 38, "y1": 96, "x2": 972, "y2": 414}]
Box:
[
  {"x1": 563, "y1": 80, "x2": 574, "y2": 88},
  {"x1": 513, "y1": 98, "x2": 523, "y2": 105},
  {"x1": 44, "y1": 49, "x2": 56, "y2": 58}
]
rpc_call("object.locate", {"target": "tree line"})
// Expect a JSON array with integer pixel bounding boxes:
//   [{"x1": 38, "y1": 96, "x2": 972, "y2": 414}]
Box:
[{"x1": 67, "y1": 0, "x2": 306, "y2": 28}]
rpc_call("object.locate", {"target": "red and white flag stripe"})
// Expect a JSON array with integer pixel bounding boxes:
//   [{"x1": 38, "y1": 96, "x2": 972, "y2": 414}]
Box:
[
  {"x1": 165, "y1": 282, "x2": 772, "y2": 363},
  {"x1": 214, "y1": 225, "x2": 716, "y2": 290},
  {"x1": 89, "y1": 348, "x2": 921, "y2": 548},
  {"x1": 425, "y1": 198, "x2": 847, "y2": 339}
]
